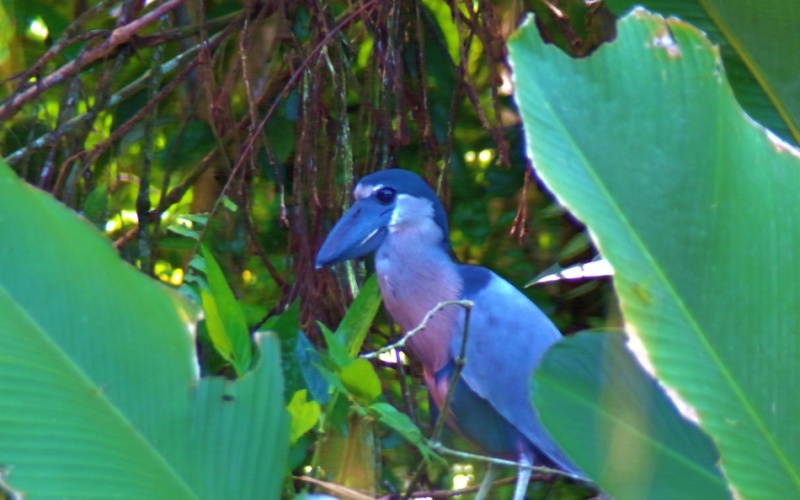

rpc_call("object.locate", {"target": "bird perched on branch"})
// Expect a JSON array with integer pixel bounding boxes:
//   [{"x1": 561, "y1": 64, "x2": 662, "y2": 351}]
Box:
[{"x1": 316, "y1": 169, "x2": 583, "y2": 499}]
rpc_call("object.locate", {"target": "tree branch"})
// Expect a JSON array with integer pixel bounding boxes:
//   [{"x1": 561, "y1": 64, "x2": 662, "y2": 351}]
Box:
[
  {"x1": 360, "y1": 300, "x2": 474, "y2": 360},
  {"x1": 0, "y1": 0, "x2": 186, "y2": 122}
]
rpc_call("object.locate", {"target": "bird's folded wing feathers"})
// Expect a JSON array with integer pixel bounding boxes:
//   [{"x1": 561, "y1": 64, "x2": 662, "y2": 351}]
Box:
[{"x1": 453, "y1": 266, "x2": 573, "y2": 468}]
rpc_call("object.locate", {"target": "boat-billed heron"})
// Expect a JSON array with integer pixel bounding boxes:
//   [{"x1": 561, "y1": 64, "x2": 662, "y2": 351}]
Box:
[{"x1": 316, "y1": 169, "x2": 582, "y2": 498}]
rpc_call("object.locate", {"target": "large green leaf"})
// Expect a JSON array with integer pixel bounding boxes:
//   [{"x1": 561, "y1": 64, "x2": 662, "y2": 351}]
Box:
[
  {"x1": 509, "y1": 10, "x2": 800, "y2": 499},
  {"x1": 533, "y1": 332, "x2": 728, "y2": 499},
  {"x1": 0, "y1": 160, "x2": 289, "y2": 498},
  {"x1": 698, "y1": 0, "x2": 800, "y2": 144},
  {"x1": 607, "y1": 0, "x2": 800, "y2": 145}
]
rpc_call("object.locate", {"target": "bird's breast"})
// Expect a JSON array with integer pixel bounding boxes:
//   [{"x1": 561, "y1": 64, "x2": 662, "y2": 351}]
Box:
[{"x1": 375, "y1": 241, "x2": 462, "y2": 374}]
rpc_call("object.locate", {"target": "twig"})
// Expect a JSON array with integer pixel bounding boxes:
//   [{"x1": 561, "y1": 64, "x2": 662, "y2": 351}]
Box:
[
  {"x1": 185, "y1": 0, "x2": 367, "y2": 261},
  {"x1": 4, "y1": 6, "x2": 241, "y2": 168},
  {"x1": 136, "y1": 9, "x2": 171, "y2": 275},
  {"x1": 0, "y1": 0, "x2": 186, "y2": 122},
  {"x1": 470, "y1": 0, "x2": 510, "y2": 166},
  {"x1": 402, "y1": 299, "x2": 473, "y2": 499},
  {"x1": 510, "y1": 168, "x2": 531, "y2": 242},
  {"x1": 113, "y1": 226, "x2": 140, "y2": 249},
  {"x1": 1, "y1": 0, "x2": 118, "y2": 87},
  {"x1": 392, "y1": 297, "x2": 587, "y2": 499},
  {"x1": 395, "y1": 339, "x2": 419, "y2": 426},
  {"x1": 360, "y1": 300, "x2": 474, "y2": 360},
  {"x1": 429, "y1": 303, "x2": 473, "y2": 444},
  {"x1": 429, "y1": 443, "x2": 586, "y2": 482},
  {"x1": 448, "y1": 0, "x2": 510, "y2": 167},
  {"x1": 383, "y1": 476, "x2": 515, "y2": 499},
  {"x1": 62, "y1": 56, "x2": 199, "y2": 173},
  {"x1": 295, "y1": 475, "x2": 374, "y2": 500},
  {"x1": 2, "y1": 30, "x2": 109, "y2": 87},
  {"x1": 121, "y1": 11, "x2": 241, "y2": 49},
  {"x1": 243, "y1": 208, "x2": 287, "y2": 290},
  {"x1": 229, "y1": 0, "x2": 379, "y2": 181},
  {"x1": 112, "y1": 143, "x2": 219, "y2": 250}
]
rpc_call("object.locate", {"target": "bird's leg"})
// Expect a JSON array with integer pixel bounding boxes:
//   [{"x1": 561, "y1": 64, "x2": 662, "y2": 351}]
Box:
[
  {"x1": 512, "y1": 453, "x2": 532, "y2": 500},
  {"x1": 475, "y1": 463, "x2": 497, "y2": 500}
]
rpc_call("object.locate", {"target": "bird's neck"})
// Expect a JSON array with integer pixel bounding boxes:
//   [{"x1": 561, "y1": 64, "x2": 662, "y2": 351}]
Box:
[{"x1": 375, "y1": 232, "x2": 462, "y2": 374}]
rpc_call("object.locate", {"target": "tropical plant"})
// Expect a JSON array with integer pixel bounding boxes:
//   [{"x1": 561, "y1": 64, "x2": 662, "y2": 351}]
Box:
[{"x1": 1, "y1": 0, "x2": 798, "y2": 498}]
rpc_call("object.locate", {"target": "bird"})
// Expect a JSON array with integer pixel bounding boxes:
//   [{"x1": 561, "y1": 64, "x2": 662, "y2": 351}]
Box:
[{"x1": 316, "y1": 168, "x2": 583, "y2": 499}]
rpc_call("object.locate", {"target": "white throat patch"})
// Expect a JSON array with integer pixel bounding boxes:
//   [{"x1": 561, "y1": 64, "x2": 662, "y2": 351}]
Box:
[{"x1": 389, "y1": 193, "x2": 435, "y2": 233}]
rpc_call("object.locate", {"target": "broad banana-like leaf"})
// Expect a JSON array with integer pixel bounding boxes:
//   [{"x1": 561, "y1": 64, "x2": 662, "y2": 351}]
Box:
[
  {"x1": 510, "y1": 10, "x2": 800, "y2": 499},
  {"x1": 0, "y1": 160, "x2": 289, "y2": 498},
  {"x1": 608, "y1": 0, "x2": 800, "y2": 145}
]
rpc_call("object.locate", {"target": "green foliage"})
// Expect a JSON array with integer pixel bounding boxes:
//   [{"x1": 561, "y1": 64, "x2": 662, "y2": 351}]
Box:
[
  {"x1": 307, "y1": 280, "x2": 445, "y2": 489},
  {"x1": 336, "y1": 275, "x2": 382, "y2": 357},
  {"x1": 511, "y1": 10, "x2": 800, "y2": 499},
  {"x1": 320, "y1": 322, "x2": 352, "y2": 370},
  {"x1": 3, "y1": 0, "x2": 797, "y2": 497},
  {"x1": 0, "y1": 160, "x2": 288, "y2": 498},
  {"x1": 199, "y1": 243, "x2": 253, "y2": 376},
  {"x1": 533, "y1": 332, "x2": 729, "y2": 499},
  {"x1": 368, "y1": 402, "x2": 439, "y2": 464},
  {"x1": 340, "y1": 359, "x2": 382, "y2": 404},
  {"x1": 607, "y1": 0, "x2": 800, "y2": 145},
  {"x1": 287, "y1": 389, "x2": 321, "y2": 445}
]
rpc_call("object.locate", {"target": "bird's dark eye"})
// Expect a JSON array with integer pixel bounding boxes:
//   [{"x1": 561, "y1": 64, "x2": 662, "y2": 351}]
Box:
[{"x1": 375, "y1": 187, "x2": 396, "y2": 205}]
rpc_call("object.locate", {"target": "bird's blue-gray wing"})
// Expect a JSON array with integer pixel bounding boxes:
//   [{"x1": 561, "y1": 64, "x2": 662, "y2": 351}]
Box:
[{"x1": 452, "y1": 265, "x2": 577, "y2": 471}]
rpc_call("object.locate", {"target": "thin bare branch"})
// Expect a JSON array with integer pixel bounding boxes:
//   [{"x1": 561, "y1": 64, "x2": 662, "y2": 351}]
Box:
[
  {"x1": 360, "y1": 300, "x2": 474, "y2": 360},
  {"x1": 4, "y1": 23, "x2": 238, "y2": 167},
  {"x1": 294, "y1": 475, "x2": 374, "y2": 500},
  {"x1": 430, "y1": 442, "x2": 586, "y2": 482},
  {"x1": 389, "y1": 476, "x2": 515, "y2": 499},
  {"x1": 0, "y1": 0, "x2": 187, "y2": 122}
]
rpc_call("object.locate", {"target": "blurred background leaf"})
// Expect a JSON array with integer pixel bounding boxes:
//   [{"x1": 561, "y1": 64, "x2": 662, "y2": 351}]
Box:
[{"x1": 533, "y1": 331, "x2": 729, "y2": 499}]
